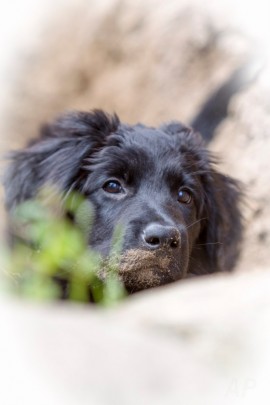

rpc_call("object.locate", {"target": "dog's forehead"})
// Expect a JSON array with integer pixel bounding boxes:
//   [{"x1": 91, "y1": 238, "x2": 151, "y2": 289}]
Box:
[
  {"x1": 119, "y1": 123, "x2": 180, "y2": 153},
  {"x1": 91, "y1": 122, "x2": 204, "y2": 180}
]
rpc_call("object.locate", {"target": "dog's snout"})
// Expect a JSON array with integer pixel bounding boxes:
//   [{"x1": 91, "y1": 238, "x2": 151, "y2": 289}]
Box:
[{"x1": 142, "y1": 223, "x2": 180, "y2": 250}]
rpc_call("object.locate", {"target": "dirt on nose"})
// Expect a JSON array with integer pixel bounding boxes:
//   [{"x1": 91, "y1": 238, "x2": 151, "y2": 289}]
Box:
[
  {"x1": 120, "y1": 249, "x2": 171, "y2": 273},
  {"x1": 118, "y1": 249, "x2": 175, "y2": 292}
]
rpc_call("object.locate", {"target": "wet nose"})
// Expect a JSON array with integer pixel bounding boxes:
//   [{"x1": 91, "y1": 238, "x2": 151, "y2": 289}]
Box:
[{"x1": 142, "y1": 223, "x2": 180, "y2": 250}]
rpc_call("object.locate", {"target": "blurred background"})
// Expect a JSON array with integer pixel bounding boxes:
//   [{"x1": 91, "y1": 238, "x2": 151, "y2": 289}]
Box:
[{"x1": 0, "y1": 1, "x2": 270, "y2": 404}]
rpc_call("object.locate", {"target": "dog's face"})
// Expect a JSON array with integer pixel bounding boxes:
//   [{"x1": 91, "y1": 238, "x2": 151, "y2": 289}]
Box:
[
  {"x1": 84, "y1": 125, "x2": 204, "y2": 291},
  {"x1": 5, "y1": 110, "x2": 243, "y2": 292}
]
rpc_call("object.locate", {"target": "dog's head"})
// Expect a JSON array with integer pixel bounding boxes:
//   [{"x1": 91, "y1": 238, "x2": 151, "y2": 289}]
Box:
[{"x1": 4, "y1": 110, "x2": 243, "y2": 292}]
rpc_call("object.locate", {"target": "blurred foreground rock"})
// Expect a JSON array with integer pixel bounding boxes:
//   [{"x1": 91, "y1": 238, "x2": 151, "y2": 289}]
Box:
[{"x1": 1, "y1": 270, "x2": 270, "y2": 405}]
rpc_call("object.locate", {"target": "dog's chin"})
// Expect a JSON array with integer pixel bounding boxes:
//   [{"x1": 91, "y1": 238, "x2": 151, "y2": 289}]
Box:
[{"x1": 117, "y1": 248, "x2": 187, "y2": 293}]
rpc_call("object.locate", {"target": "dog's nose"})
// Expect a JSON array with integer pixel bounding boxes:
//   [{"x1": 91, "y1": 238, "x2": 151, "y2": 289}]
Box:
[{"x1": 142, "y1": 223, "x2": 180, "y2": 250}]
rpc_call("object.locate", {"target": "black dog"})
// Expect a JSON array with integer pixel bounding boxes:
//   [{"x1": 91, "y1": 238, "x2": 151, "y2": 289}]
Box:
[{"x1": 4, "y1": 110, "x2": 243, "y2": 292}]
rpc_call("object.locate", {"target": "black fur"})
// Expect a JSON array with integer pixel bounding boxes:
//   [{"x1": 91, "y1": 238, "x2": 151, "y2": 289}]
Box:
[{"x1": 4, "y1": 110, "x2": 243, "y2": 292}]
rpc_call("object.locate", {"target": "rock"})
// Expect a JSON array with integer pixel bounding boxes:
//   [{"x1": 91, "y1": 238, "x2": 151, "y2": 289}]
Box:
[
  {"x1": 1, "y1": 270, "x2": 270, "y2": 404},
  {"x1": 210, "y1": 76, "x2": 270, "y2": 272},
  {"x1": 1, "y1": 0, "x2": 252, "y2": 150}
]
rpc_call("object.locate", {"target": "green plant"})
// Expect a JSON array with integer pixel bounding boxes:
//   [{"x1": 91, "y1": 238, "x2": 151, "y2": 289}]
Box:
[{"x1": 0, "y1": 188, "x2": 126, "y2": 306}]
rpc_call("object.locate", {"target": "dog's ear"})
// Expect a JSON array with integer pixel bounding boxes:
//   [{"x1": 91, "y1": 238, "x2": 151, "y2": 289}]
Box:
[
  {"x1": 199, "y1": 170, "x2": 243, "y2": 272},
  {"x1": 4, "y1": 110, "x2": 119, "y2": 209},
  {"x1": 161, "y1": 121, "x2": 243, "y2": 273},
  {"x1": 160, "y1": 121, "x2": 191, "y2": 136},
  {"x1": 160, "y1": 121, "x2": 206, "y2": 152}
]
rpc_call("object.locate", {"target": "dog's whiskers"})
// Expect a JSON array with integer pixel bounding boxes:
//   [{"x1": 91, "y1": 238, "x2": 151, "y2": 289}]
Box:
[
  {"x1": 194, "y1": 242, "x2": 223, "y2": 247},
  {"x1": 186, "y1": 217, "x2": 208, "y2": 229}
]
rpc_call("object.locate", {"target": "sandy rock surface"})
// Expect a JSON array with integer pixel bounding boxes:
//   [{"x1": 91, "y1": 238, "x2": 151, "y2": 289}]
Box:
[
  {"x1": 1, "y1": 270, "x2": 270, "y2": 405},
  {"x1": 210, "y1": 78, "x2": 270, "y2": 271},
  {"x1": 1, "y1": 0, "x2": 252, "y2": 149}
]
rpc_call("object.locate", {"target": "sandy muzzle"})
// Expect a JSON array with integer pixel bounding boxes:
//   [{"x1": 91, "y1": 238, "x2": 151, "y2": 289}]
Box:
[{"x1": 115, "y1": 249, "x2": 183, "y2": 292}]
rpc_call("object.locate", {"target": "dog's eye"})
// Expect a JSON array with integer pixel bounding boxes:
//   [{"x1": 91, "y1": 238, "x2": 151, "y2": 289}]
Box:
[
  {"x1": 178, "y1": 189, "x2": 193, "y2": 204},
  {"x1": 103, "y1": 180, "x2": 123, "y2": 194}
]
